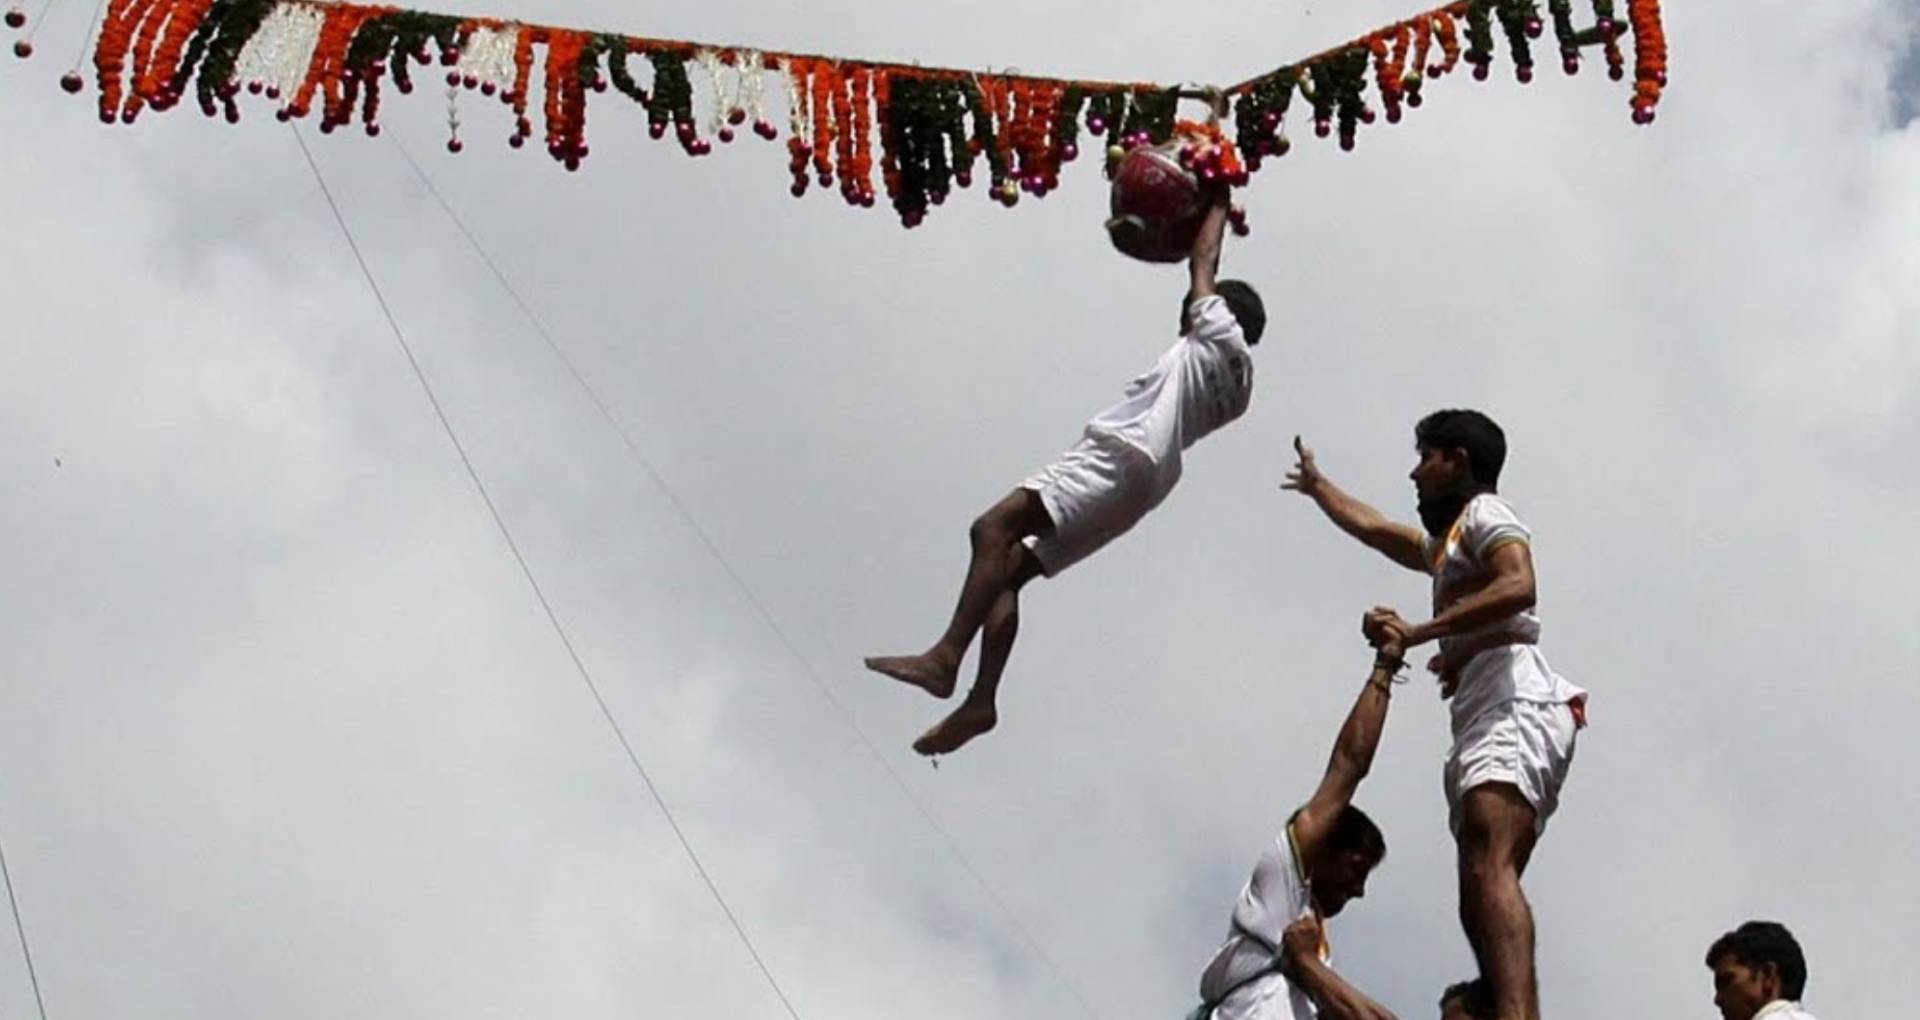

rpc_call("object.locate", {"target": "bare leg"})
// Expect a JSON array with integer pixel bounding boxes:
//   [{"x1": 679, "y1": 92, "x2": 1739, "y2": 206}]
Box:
[
  {"x1": 866, "y1": 489, "x2": 1052, "y2": 700},
  {"x1": 912, "y1": 549, "x2": 1041, "y2": 756},
  {"x1": 1457, "y1": 783, "x2": 1542, "y2": 1020}
]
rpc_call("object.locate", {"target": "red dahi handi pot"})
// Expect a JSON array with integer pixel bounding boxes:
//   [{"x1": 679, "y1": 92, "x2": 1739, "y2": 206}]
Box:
[{"x1": 1104, "y1": 119, "x2": 1250, "y2": 262}]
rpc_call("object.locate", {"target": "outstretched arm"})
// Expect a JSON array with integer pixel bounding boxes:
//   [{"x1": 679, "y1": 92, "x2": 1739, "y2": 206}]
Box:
[
  {"x1": 1187, "y1": 192, "x2": 1230, "y2": 300},
  {"x1": 1393, "y1": 540, "x2": 1536, "y2": 648},
  {"x1": 1289, "y1": 640, "x2": 1404, "y2": 866},
  {"x1": 1281, "y1": 917, "x2": 1401, "y2": 1020},
  {"x1": 1284, "y1": 437, "x2": 1428, "y2": 573}
]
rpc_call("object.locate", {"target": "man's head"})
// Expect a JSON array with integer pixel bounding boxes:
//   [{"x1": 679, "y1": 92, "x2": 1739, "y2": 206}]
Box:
[
  {"x1": 1706, "y1": 921, "x2": 1807, "y2": 1020},
  {"x1": 1438, "y1": 978, "x2": 1494, "y2": 1020},
  {"x1": 1180, "y1": 280, "x2": 1267, "y2": 346},
  {"x1": 1411, "y1": 409, "x2": 1507, "y2": 536},
  {"x1": 1308, "y1": 804, "x2": 1386, "y2": 917}
]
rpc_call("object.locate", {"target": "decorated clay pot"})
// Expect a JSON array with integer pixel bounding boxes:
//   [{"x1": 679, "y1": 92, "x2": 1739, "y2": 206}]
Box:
[{"x1": 1105, "y1": 143, "x2": 1205, "y2": 263}]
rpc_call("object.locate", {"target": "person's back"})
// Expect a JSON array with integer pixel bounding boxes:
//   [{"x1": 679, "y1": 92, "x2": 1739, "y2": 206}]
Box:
[
  {"x1": 1085, "y1": 286, "x2": 1255, "y2": 483},
  {"x1": 1198, "y1": 826, "x2": 1316, "y2": 1020}
]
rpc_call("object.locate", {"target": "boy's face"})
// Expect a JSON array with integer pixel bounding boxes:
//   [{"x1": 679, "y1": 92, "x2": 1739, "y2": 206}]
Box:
[
  {"x1": 1409, "y1": 445, "x2": 1469, "y2": 501},
  {"x1": 1310, "y1": 850, "x2": 1376, "y2": 917},
  {"x1": 1710, "y1": 957, "x2": 1777, "y2": 1020}
]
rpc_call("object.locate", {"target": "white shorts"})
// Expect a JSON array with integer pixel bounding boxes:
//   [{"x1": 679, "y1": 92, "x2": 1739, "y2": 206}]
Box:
[
  {"x1": 1444, "y1": 698, "x2": 1578, "y2": 836},
  {"x1": 1019, "y1": 432, "x2": 1168, "y2": 576}
]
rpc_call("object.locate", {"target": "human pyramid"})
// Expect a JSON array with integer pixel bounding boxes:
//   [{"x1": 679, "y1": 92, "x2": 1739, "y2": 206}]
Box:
[{"x1": 863, "y1": 151, "x2": 1818, "y2": 1020}]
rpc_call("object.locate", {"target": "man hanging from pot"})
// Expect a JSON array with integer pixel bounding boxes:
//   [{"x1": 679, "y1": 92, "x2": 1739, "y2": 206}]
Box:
[{"x1": 865, "y1": 173, "x2": 1264, "y2": 756}]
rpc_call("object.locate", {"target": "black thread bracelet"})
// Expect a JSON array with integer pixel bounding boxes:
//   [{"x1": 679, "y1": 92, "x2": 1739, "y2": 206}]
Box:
[{"x1": 1373, "y1": 652, "x2": 1409, "y2": 683}]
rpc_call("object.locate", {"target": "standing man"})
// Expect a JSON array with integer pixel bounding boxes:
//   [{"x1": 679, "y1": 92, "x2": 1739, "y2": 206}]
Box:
[
  {"x1": 1706, "y1": 921, "x2": 1818, "y2": 1020},
  {"x1": 1283, "y1": 411, "x2": 1586, "y2": 1020},
  {"x1": 1192, "y1": 637, "x2": 1407, "y2": 1020}
]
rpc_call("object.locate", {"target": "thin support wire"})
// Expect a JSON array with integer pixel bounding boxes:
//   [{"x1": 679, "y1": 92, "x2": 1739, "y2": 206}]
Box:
[
  {"x1": 290, "y1": 123, "x2": 804, "y2": 1020},
  {"x1": 68, "y1": 0, "x2": 109, "y2": 70},
  {"x1": 0, "y1": 828, "x2": 50, "y2": 1020}
]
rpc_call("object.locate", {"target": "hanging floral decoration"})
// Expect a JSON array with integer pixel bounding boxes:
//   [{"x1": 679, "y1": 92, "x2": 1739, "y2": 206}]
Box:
[
  {"x1": 1227, "y1": 0, "x2": 1665, "y2": 166},
  {"x1": 21, "y1": 0, "x2": 1665, "y2": 227}
]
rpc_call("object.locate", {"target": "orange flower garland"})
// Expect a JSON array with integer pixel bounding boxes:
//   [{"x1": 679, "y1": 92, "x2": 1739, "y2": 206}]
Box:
[
  {"x1": 289, "y1": 5, "x2": 370, "y2": 121},
  {"x1": 1626, "y1": 0, "x2": 1665, "y2": 122},
  {"x1": 94, "y1": 0, "x2": 162, "y2": 119},
  {"x1": 540, "y1": 28, "x2": 582, "y2": 162},
  {"x1": 829, "y1": 61, "x2": 854, "y2": 197},
  {"x1": 1385, "y1": 24, "x2": 1411, "y2": 119},
  {"x1": 1433, "y1": 10, "x2": 1464, "y2": 75},
  {"x1": 125, "y1": 0, "x2": 179, "y2": 115},
  {"x1": 810, "y1": 60, "x2": 834, "y2": 186},
  {"x1": 1367, "y1": 34, "x2": 1394, "y2": 122},
  {"x1": 1411, "y1": 16, "x2": 1433, "y2": 90},
  {"x1": 1008, "y1": 78, "x2": 1034, "y2": 187},
  {"x1": 1171, "y1": 117, "x2": 1250, "y2": 234},
  {"x1": 784, "y1": 56, "x2": 812, "y2": 193}
]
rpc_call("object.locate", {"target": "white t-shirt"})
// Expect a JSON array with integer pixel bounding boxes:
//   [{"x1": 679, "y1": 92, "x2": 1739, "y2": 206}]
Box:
[
  {"x1": 1422, "y1": 493, "x2": 1586, "y2": 728},
  {"x1": 1198, "y1": 825, "x2": 1322, "y2": 1020},
  {"x1": 1754, "y1": 1001, "x2": 1820, "y2": 1020},
  {"x1": 1084, "y1": 294, "x2": 1253, "y2": 495}
]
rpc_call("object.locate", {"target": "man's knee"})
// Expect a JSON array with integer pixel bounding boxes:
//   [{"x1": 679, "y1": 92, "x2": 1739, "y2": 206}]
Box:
[
  {"x1": 1456, "y1": 784, "x2": 1537, "y2": 872},
  {"x1": 971, "y1": 490, "x2": 1047, "y2": 550},
  {"x1": 968, "y1": 507, "x2": 1018, "y2": 551}
]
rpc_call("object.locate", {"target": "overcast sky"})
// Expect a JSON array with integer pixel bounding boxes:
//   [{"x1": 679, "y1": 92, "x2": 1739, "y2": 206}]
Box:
[{"x1": 2, "y1": 0, "x2": 1916, "y2": 1018}]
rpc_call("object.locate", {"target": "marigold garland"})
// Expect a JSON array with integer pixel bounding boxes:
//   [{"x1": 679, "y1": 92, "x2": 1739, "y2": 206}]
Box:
[{"x1": 50, "y1": 0, "x2": 1664, "y2": 228}]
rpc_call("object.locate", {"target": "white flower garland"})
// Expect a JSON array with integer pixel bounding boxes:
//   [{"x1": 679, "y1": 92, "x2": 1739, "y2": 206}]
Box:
[{"x1": 233, "y1": 2, "x2": 324, "y2": 99}]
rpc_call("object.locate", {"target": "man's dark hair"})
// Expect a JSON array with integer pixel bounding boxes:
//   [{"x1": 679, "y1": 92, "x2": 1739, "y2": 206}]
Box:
[
  {"x1": 1327, "y1": 804, "x2": 1386, "y2": 863},
  {"x1": 1706, "y1": 921, "x2": 1807, "y2": 1001},
  {"x1": 1439, "y1": 977, "x2": 1494, "y2": 1019},
  {"x1": 1414, "y1": 409, "x2": 1507, "y2": 489},
  {"x1": 1183, "y1": 281, "x2": 1267, "y2": 346},
  {"x1": 1216, "y1": 280, "x2": 1266, "y2": 346}
]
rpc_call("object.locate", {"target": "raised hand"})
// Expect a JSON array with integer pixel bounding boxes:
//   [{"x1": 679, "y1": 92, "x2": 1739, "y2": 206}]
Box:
[{"x1": 1283, "y1": 435, "x2": 1325, "y2": 497}]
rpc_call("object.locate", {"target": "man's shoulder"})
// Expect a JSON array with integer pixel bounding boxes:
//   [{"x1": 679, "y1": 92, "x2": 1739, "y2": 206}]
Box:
[
  {"x1": 1465, "y1": 492, "x2": 1530, "y2": 534},
  {"x1": 1184, "y1": 294, "x2": 1245, "y2": 346},
  {"x1": 1455, "y1": 493, "x2": 1531, "y2": 561},
  {"x1": 1468, "y1": 491, "x2": 1522, "y2": 518}
]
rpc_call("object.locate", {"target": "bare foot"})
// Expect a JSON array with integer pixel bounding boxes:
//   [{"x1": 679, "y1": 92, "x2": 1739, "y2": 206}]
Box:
[
  {"x1": 864, "y1": 654, "x2": 957, "y2": 699},
  {"x1": 912, "y1": 702, "x2": 997, "y2": 756}
]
